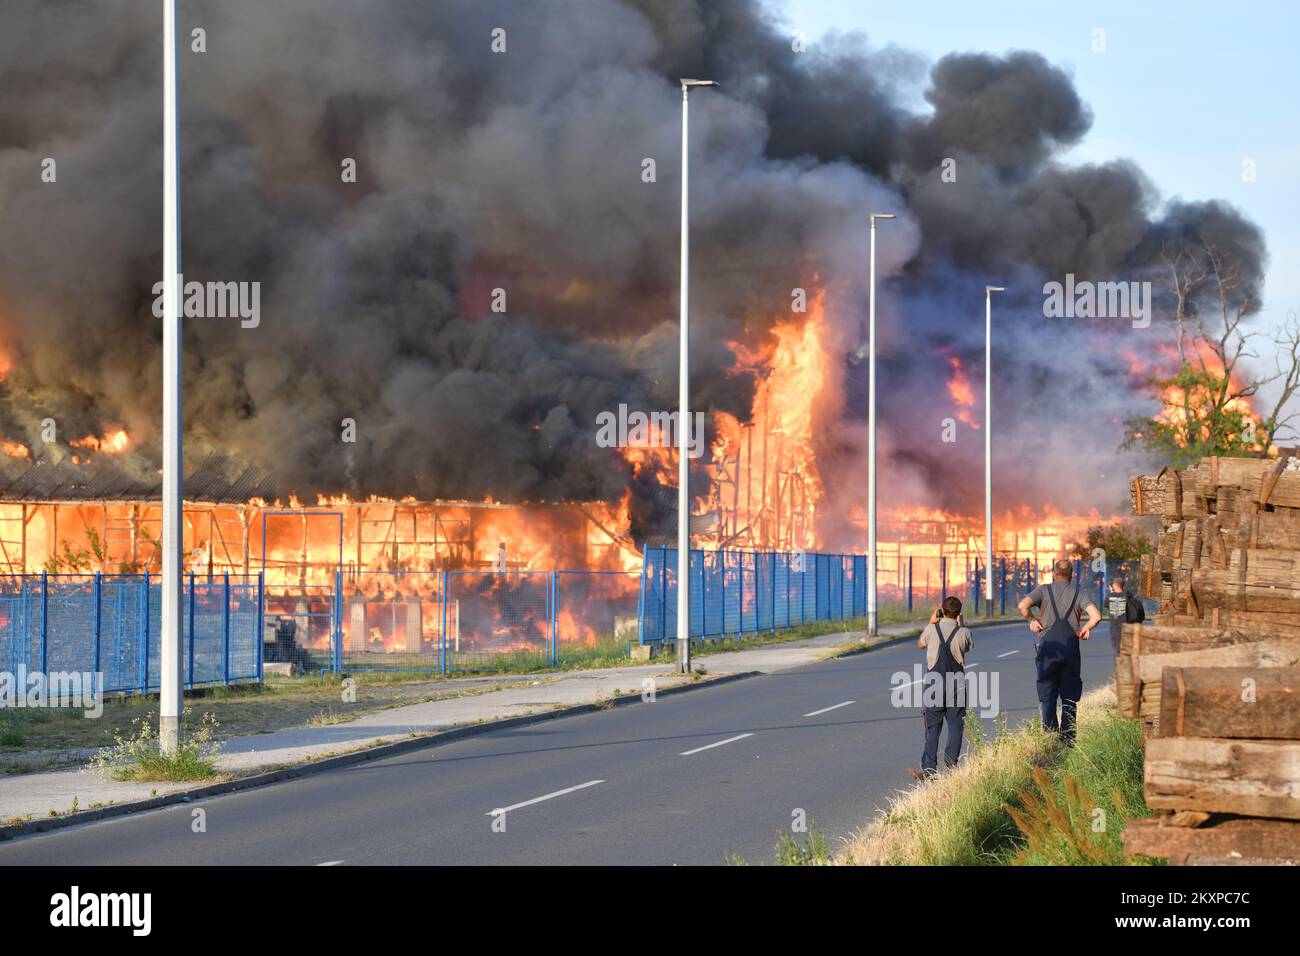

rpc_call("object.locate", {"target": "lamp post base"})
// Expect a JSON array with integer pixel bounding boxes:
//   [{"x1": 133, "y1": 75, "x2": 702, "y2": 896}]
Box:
[
  {"x1": 676, "y1": 638, "x2": 691, "y2": 674},
  {"x1": 159, "y1": 714, "x2": 180, "y2": 756}
]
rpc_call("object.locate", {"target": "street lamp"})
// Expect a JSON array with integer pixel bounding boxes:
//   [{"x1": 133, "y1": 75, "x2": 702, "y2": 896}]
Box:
[
  {"x1": 867, "y1": 212, "x2": 895, "y2": 637},
  {"x1": 159, "y1": 0, "x2": 184, "y2": 754},
  {"x1": 984, "y1": 285, "x2": 1005, "y2": 613},
  {"x1": 677, "y1": 79, "x2": 718, "y2": 675}
]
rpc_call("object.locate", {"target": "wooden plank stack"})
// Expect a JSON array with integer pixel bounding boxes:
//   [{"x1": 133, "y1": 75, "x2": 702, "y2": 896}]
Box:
[{"x1": 1121, "y1": 453, "x2": 1300, "y2": 865}]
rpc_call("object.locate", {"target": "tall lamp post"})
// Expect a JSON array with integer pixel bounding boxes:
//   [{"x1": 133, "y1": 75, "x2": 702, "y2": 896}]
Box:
[
  {"x1": 984, "y1": 285, "x2": 1005, "y2": 614},
  {"x1": 676, "y1": 79, "x2": 717, "y2": 675},
  {"x1": 866, "y1": 213, "x2": 894, "y2": 636},
  {"x1": 160, "y1": 0, "x2": 184, "y2": 753}
]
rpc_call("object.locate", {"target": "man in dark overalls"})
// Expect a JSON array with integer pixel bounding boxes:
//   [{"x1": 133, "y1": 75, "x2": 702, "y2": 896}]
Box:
[
  {"x1": 1018, "y1": 559, "x2": 1102, "y2": 745},
  {"x1": 916, "y1": 596, "x2": 973, "y2": 777}
]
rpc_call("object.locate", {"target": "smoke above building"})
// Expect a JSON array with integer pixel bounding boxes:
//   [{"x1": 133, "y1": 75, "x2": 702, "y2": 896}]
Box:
[{"x1": 0, "y1": 0, "x2": 1268, "y2": 545}]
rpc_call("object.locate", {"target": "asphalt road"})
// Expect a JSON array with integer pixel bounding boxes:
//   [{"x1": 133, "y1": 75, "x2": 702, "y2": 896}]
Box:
[{"x1": 0, "y1": 620, "x2": 1116, "y2": 865}]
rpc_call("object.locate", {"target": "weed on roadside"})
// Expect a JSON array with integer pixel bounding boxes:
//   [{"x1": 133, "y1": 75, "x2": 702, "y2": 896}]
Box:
[{"x1": 87, "y1": 709, "x2": 224, "y2": 782}]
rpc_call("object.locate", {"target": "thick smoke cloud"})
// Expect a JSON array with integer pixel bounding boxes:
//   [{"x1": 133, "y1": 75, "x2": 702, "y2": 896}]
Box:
[{"x1": 0, "y1": 0, "x2": 1269, "y2": 540}]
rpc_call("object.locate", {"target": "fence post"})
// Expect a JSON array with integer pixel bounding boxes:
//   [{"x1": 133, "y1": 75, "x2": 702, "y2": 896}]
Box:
[
  {"x1": 38, "y1": 570, "x2": 48, "y2": 676},
  {"x1": 187, "y1": 572, "x2": 195, "y2": 688},
  {"x1": 549, "y1": 572, "x2": 558, "y2": 667},
  {"x1": 93, "y1": 572, "x2": 102, "y2": 678},
  {"x1": 904, "y1": 556, "x2": 915, "y2": 616},
  {"x1": 256, "y1": 572, "x2": 263, "y2": 683},
  {"x1": 333, "y1": 570, "x2": 343, "y2": 673},
  {"x1": 749, "y1": 553, "x2": 756, "y2": 634},
  {"x1": 770, "y1": 552, "x2": 777, "y2": 632},
  {"x1": 719, "y1": 552, "x2": 726, "y2": 638},
  {"x1": 940, "y1": 556, "x2": 947, "y2": 601},
  {"x1": 660, "y1": 547, "x2": 668, "y2": 645},
  {"x1": 738, "y1": 552, "x2": 747, "y2": 634},
  {"x1": 141, "y1": 570, "x2": 150, "y2": 693},
  {"x1": 636, "y1": 544, "x2": 647, "y2": 646},
  {"x1": 840, "y1": 554, "x2": 846, "y2": 620},
  {"x1": 1000, "y1": 557, "x2": 1007, "y2": 615},
  {"x1": 799, "y1": 554, "x2": 806, "y2": 625},
  {"x1": 439, "y1": 570, "x2": 449, "y2": 676},
  {"x1": 222, "y1": 573, "x2": 230, "y2": 685}
]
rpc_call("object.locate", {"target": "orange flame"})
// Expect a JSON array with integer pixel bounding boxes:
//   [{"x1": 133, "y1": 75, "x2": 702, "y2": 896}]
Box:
[{"x1": 71, "y1": 428, "x2": 131, "y2": 455}]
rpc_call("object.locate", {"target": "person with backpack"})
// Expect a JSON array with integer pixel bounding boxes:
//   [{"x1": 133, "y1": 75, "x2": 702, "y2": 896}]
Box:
[
  {"x1": 1105, "y1": 574, "x2": 1145, "y2": 655},
  {"x1": 915, "y1": 595, "x2": 974, "y2": 778},
  {"x1": 1017, "y1": 559, "x2": 1102, "y2": 746}
]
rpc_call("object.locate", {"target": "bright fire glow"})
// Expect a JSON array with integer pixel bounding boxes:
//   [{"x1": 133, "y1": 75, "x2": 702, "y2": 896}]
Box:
[{"x1": 70, "y1": 428, "x2": 131, "y2": 455}]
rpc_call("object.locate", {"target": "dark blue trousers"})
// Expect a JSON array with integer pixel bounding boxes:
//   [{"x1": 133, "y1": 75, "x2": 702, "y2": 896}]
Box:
[
  {"x1": 921, "y1": 704, "x2": 965, "y2": 772},
  {"x1": 1035, "y1": 640, "x2": 1083, "y2": 745}
]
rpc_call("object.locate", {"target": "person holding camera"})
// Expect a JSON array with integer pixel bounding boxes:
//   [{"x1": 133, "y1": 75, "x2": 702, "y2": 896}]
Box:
[{"x1": 915, "y1": 595, "x2": 974, "y2": 778}]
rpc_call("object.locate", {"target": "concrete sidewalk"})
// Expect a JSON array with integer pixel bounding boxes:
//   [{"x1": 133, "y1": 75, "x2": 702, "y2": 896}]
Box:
[{"x1": 0, "y1": 623, "x2": 927, "y2": 821}]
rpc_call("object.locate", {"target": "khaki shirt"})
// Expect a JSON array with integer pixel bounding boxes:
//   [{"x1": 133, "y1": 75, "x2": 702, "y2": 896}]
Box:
[{"x1": 918, "y1": 620, "x2": 973, "y2": 670}]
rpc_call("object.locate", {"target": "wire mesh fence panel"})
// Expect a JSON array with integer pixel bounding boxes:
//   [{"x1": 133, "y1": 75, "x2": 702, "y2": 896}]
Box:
[
  {"x1": 0, "y1": 578, "x2": 39, "y2": 677},
  {"x1": 554, "y1": 570, "x2": 640, "y2": 665},
  {"x1": 100, "y1": 576, "x2": 148, "y2": 692},
  {"x1": 227, "y1": 579, "x2": 261, "y2": 681},
  {"x1": 700, "y1": 551, "x2": 722, "y2": 638},
  {"x1": 338, "y1": 571, "x2": 444, "y2": 673},
  {"x1": 263, "y1": 583, "x2": 338, "y2": 674},
  {"x1": 737, "y1": 552, "x2": 758, "y2": 633},
  {"x1": 187, "y1": 579, "x2": 225, "y2": 686},
  {"x1": 638, "y1": 547, "x2": 874, "y2": 645},
  {"x1": 640, "y1": 553, "x2": 667, "y2": 644},
  {"x1": 446, "y1": 570, "x2": 551, "y2": 672},
  {"x1": 45, "y1": 576, "x2": 97, "y2": 678},
  {"x1": 0, "y1": 575, "x2": 261, "y2": 694}
]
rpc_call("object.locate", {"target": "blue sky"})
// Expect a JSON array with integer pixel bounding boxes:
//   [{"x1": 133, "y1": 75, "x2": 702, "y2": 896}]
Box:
[{"x1": 780, "y1": 0, "x2": 1299, "y2": 346}]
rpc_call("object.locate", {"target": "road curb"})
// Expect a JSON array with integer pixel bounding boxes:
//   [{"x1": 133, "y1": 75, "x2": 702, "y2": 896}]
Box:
[{"x1": 0, "y1": 669, "x2": 760, "y2": 842}]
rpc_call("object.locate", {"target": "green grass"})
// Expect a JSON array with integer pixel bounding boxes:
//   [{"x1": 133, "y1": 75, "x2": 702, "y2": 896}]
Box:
[
  {"x1": 87, "y1": 709, "x2": 224, "y2": 783},
  {"x1": 0, "y1": 671, "x2": 511, "y2": 772},
  {"x1": 996, "y1": 707, "x2": 1155, "y2": 865},
  {"x1": 726, "y1": 826, "x2": 833, "y2": 866},
  {"x1": 838, "y1": 686, "x2": 1153, "y2": 866}
]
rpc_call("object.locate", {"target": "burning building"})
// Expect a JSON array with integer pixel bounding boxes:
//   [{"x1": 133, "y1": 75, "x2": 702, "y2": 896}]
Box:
[{"x1": 0, "y1": 0, "x2": 1276, "y2": 657}]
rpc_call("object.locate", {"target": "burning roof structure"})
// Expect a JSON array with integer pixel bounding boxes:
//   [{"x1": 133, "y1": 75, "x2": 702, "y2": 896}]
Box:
[{"x1": 0, "y1": 0, "x2": 1274, "y2": 587}]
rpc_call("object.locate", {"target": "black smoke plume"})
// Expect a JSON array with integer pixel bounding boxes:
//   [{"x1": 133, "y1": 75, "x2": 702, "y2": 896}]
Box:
[{"x1": 0, "y1": 0, "x2": 1268, "y2": 543}]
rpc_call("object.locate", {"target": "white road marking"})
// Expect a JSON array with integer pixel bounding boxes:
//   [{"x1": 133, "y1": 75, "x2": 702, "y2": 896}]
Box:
[
  {"x1": 997, "y1": 649, "x2": 1020, "y2": 658},
  {"x1": 316, "y1": 860, "x2": 344, "y2": 866},
  {"x1": 803, "y1": 700, "x2": 854, "y2": 717},
  {"x1": 680, "y1": 733, "x2": 754, "y2": 756},
  {"x1": 486, "y1": 779, "x2": 605, "y2": 816}
]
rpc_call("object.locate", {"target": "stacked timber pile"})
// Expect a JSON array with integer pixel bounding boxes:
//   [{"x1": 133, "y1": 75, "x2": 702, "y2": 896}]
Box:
[{"x1": 1122, "y1": 453, "x2": 1300, "y2": 865}]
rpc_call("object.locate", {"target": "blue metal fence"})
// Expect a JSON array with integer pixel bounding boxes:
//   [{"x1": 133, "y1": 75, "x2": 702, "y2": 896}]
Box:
[
  {"x1": 335, "y1": 569, "x2": 641, "y2": 674},
  {"x1": 0, "y1": 555, "x2": 1152, "y2": 689},
  {"x1": 638, "y1": 548, "x2": 1152, "y2": 644},
  {"x1": 0, "y1": 573, "x2": 262, "y2": 693},
  {"x1": 639, "y1": 547, "x2": 871, "y2": 643}
]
